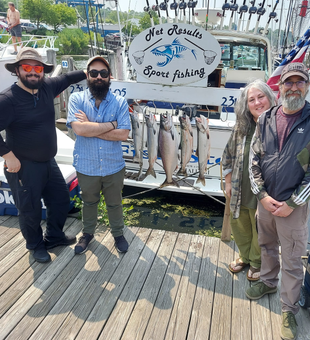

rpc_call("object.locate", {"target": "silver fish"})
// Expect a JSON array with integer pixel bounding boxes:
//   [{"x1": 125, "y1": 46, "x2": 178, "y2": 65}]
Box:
[
  {"x1": 195, "y1": 115, "x2": 211, "y2": 186},
  {"x1": 177, "y1": 114, "x2": 193, "y2": 176},
  {"x1": 151, "y1": 37, "x2": 197, "y2": 67},
  {"x1": 130, "y1": 111, "x2": 143, "y2": 163},
  {"x1": 145, "y1": 113, "x2": 159, "y2": 178},
  {"x1": 158, "y1": 113, "x2": 180, "y2": 187}
]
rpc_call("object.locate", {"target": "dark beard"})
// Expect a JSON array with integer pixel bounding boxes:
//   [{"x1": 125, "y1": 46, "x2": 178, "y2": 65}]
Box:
[
  {"x1": 19, "y1": 74, "x2": 44, "y2": 90},
  {"x1": 87, "y1": 78, "x2": 111, "y2": 100}
]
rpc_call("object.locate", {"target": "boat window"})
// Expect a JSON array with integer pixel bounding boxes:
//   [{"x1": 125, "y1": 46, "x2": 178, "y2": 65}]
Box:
[{"x1": 220, "y1": 42, "x2": 266, "y2": 71}]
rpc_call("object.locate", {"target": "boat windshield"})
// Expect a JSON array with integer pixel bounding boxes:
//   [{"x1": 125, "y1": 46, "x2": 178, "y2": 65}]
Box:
[{"x1": 220, "y1": 42, "x2": 267, "y2": 71}]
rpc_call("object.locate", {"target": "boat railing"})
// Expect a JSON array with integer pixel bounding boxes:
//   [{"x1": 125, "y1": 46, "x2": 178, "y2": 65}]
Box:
[{"x1": 0, "y1": 34, "x2": 58, "y2": 58}]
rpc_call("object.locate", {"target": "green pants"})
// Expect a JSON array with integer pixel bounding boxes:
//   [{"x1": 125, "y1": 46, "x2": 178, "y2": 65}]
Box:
[
  {"x1": 77, "y1": 168, "x2": 125, "y2": 237},
  {"x1": 230, "y1": 206, "x2": 261, "y2": 268}
]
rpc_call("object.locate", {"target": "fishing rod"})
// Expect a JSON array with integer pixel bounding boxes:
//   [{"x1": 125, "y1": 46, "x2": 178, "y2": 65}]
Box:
[
  {"x1": 144, "y1": 0, "x2": 154, "y2": 27},
  {"x1": 281, "y1": 0, "x2": 294, "y2": 59},
  {"x1": 228, "y1": 0, "x2": 238, "y2": 31},
  {"x1": 170, "y1": 0, "x2": 179, "y2": 23},
  {"x1": 188, "y1": 1, "x2": 198, "y2": 25},
  {"x1": 253, "y1": 0, "x2": 266, "y2": 35},
  {"x1": 237, "y1": 0, "x2": 248, "y2": 32},
  {"x1": 220, "y1": 0, "x2": 230, "y2": 30},
  {"x1": 179, "y1": 0, "x2": 187, "y2": 23},
  {"x1": 152, "y1": 0, "x2": 162, "y2": 24},
  {"x1": 246, "y1": 0, "x2": 257, "y2": 33},
  {"x1": 262, "y1": 0, "x2": 279, "y2": 36},
  {"x1": 159, "y1": 0, "x2": 170, "y2": 22}
]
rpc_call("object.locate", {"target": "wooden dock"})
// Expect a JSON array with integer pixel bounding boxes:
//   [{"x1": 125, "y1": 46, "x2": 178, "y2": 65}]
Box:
[{"x1": 0, "y1": 215, "x2": 310, "y2": 340}]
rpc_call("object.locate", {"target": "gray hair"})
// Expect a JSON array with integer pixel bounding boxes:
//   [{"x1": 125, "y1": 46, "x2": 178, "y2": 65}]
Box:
[{"x1": 235, "y1": 79, "x2": 277, "y2": 137}]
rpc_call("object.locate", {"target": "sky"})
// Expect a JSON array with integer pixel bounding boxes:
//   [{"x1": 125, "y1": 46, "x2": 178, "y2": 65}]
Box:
[{"x1": 108, "y1": 0, "x2": 293, "y2": 31}]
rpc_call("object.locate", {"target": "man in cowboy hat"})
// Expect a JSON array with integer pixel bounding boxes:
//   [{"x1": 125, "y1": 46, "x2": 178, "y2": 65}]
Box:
[{"x1": 0, "y1": 47, "x2": 87, "y2": 263}]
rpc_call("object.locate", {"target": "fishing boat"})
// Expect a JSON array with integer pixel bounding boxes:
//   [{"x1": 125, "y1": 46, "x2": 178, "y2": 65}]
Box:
[
  {"x1": 67, "y1": 0, "x2": 281, "y2": 199},
  {"x1": 0, "y1": 33, "x2": 58, "y2": 92}
]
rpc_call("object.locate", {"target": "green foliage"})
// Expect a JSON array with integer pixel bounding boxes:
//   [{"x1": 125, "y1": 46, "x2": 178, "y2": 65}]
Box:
[
  {"x1": 0, "y1": 0, "x2": 8, "y2": 12},
  {"x1": 45, "y1": 3, "x2": 76, "y2": 33},
  {"x1": 56, "y1": 28, "x2": 89, "y2": 55},
  {"x1": 139, "y1": 11, "x2": 160, "y2": 30},
  {"x1": 72, "y1": 194, "x2": 135, "y2": 227},
  {"x1": 20, "y1": 0, "x2": 53, "y2": 28}
]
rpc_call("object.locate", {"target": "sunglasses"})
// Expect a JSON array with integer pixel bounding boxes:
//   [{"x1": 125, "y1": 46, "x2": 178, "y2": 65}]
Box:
[
  {"x1": 88, "y1": 69, "x2": 110, "y2": 78},
  {"x1": 19, "y1": 64, "x2": 44, "y2": 73}
]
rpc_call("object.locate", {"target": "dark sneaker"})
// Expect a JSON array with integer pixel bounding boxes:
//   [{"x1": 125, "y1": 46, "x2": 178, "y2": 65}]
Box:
[
  {"x1": 74, "y1": 233, "x2": 94, "y2": 254},
  {"x1": 45, "y1": 235, "x2": 77, "y2": 250},
  {"x1": 281, "y1": 311, "x2": 297, "y2": 340},
  {"x1": 114, "y1": 235, "x2": 128, "y2": 253},
  {"x1": 11, "y1": 51, "x2": 18, "y2": 55},
  {"x1": 245, "y1": 281, "x2": 277, "y2": 300},
  {"x1": 31, "y1": 248, "x2": 51, "y2": 263}
]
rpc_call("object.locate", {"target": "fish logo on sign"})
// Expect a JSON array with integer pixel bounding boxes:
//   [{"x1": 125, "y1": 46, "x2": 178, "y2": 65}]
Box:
[{"x1": 150, "y1": 38, "x2": 197, "y2": 67}]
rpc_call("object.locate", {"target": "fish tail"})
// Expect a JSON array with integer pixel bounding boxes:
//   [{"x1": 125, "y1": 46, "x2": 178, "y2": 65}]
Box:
[
  {"x1": 177, "y1": 168, "x2": 187, "y2": 176},
  {"x1": 145, "y1": 167, "x2": 156, "y2": 178},
  {"x1": 160, "y1": 177, "x2": 180, "y2": 188},
  {"x1": 196, "y1": 175, "x2": 206, "y2": 186}
]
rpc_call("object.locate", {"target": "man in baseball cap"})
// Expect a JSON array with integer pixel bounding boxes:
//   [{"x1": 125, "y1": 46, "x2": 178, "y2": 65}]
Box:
[
  {"x1": 0, "y1": 47, "x2": 87, "y2": 263},
  {"x1": 246, "y1": 61, "x2": 310, "y2": 340}
]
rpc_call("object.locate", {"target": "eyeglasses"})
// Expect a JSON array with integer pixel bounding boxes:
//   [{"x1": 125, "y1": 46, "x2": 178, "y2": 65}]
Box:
[
  {"x1": 283, "y1": 80, "x2": 308, "y2": 89},
  {"x1": 88, "y1": 69, "x2": 110, "y2": 78},
  {"x1": 19, "y1": 64, "x2": 44, "y2": 73}
]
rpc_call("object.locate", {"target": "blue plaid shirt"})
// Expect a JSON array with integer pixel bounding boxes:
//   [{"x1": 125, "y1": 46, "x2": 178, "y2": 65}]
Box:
[{"x1": 67, "y1": 89, "x2": 131, "y2": 177}]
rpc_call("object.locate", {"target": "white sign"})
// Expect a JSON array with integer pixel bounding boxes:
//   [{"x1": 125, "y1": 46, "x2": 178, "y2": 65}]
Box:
[
  {"x1": 129, "y1": 23, "x2": 221, "y2": 86},
  {"x1": 62, "y1": 60, "x2": 68, "y2": 69}
]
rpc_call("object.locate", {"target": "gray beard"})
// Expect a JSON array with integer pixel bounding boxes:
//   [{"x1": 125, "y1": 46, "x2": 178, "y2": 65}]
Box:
[{"x1": 281, "y1": 90, "x2": 308, "y2": 111}]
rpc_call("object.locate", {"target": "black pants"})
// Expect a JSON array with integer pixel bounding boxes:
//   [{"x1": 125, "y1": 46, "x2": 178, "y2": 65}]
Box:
[{"x1": 5, "y1": 159, "x2": 70, "y2": 250}]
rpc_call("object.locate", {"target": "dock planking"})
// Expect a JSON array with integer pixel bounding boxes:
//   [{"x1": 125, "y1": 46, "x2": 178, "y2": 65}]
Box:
[{"x1": 0, "y1": 216, "x2": 310, "y2": 340}]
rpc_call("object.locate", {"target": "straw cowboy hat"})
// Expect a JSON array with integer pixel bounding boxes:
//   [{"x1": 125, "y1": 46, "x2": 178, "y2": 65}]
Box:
[{"x1": 5, "y1": 47, "x2": 54, "y2": 74}]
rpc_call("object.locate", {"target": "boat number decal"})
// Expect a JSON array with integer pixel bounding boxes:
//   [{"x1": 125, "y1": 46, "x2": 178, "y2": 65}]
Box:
[
  {"x1": 113, "y1": 88, "x2": 127, "y2": 97},
  {"x1": 221, "y1": 96, "x2": 237, "y2": 107},
  {"x1": 62, "y1": 60, "x2": 68, "y2": 69}
]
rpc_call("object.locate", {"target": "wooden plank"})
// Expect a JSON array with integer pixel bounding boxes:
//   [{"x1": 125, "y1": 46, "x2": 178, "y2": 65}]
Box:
[
  {"x1": 209, "y1": 240, "x2": 235, "y2": 340},
  {"x1": 143, "y1": 233, "x2": 192, "y2": 340},
  {"x1": 187, "y1": 237, "x2": 221, "y2": 339},
  {"x1": 5, "y1": 228, "x2": 110, "y2": 340},
  {"x1": 0, "y1": 215, "x2": 18, "y2": 236},
  {"x1": 74, "y1": 227, "x2": 151, "y2": 340},
  {"x1": 231, "y1": 243, "x2": 252, "y2": 340},
  {"x1": 98, "y1": 229, "x2": 166, "y2": 340},
  {"x1": 165, "y1": 234, "x2": 205, "y2": 340},
  {"x1": 0, "y1": 220, "x2": 82, "y2": 338},
  {"x1": 37, "y1": 227, "x2": 140, "y2": 340},
  {"x1": 268, "y1": 269, "x2": 282, "y2": 340},
  {"x1": 0, "y1": 218, "x2": 20, "y2": 247},
  {"x1": 121, "y1": 231, "x2": 179, "y2": 340}
]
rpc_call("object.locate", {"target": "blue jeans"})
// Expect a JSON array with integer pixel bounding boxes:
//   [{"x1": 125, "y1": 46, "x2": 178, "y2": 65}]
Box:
[
  {"x1": 5, "y1": 159, "x2": 70, "y2": 250},
  {"x1": 77, "y1": 167, "x2": 125, "y2": 237}
]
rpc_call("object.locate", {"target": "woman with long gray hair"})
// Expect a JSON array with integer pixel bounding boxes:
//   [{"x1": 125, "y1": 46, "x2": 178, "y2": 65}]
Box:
[{"x1": 222, "y1": 79, "x2": 276, "y2": 281}]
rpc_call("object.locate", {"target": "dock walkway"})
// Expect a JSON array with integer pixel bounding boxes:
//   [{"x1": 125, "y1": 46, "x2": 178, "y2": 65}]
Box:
[{"x1": 0, "y1": 215, "x2": 310, "y2": 340}]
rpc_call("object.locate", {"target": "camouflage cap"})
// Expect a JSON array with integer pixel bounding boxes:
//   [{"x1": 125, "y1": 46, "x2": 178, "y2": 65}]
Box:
[{"x1": 280, "y1": 62, "x2": 309, "y2": 83}]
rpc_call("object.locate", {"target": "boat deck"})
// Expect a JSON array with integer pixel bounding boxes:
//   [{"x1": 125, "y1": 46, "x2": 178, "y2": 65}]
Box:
[{"x1": 1, "y1": 215, "x2": 310, "y2": 340}]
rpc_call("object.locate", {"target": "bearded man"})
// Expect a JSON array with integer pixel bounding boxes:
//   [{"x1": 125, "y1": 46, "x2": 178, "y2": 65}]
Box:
[
  {"x1": 67, "y1": 56, "x2": 131, "y2": 255},
  {"x1": 0, "y1": 47, "x2": 87, "y2": 263},
  {"x1": 247, "y1": 62, "x2": 310, "y2": 340}
]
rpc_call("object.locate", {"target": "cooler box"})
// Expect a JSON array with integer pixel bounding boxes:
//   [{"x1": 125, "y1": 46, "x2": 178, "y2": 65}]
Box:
[{"x1": 0, "y1": 161, "x2": 80, "y2": 219}]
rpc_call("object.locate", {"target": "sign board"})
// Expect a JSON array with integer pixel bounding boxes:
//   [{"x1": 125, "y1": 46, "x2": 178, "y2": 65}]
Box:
[{"x1": 129, "y1": 23, "x2": 221, "y2": 86}]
